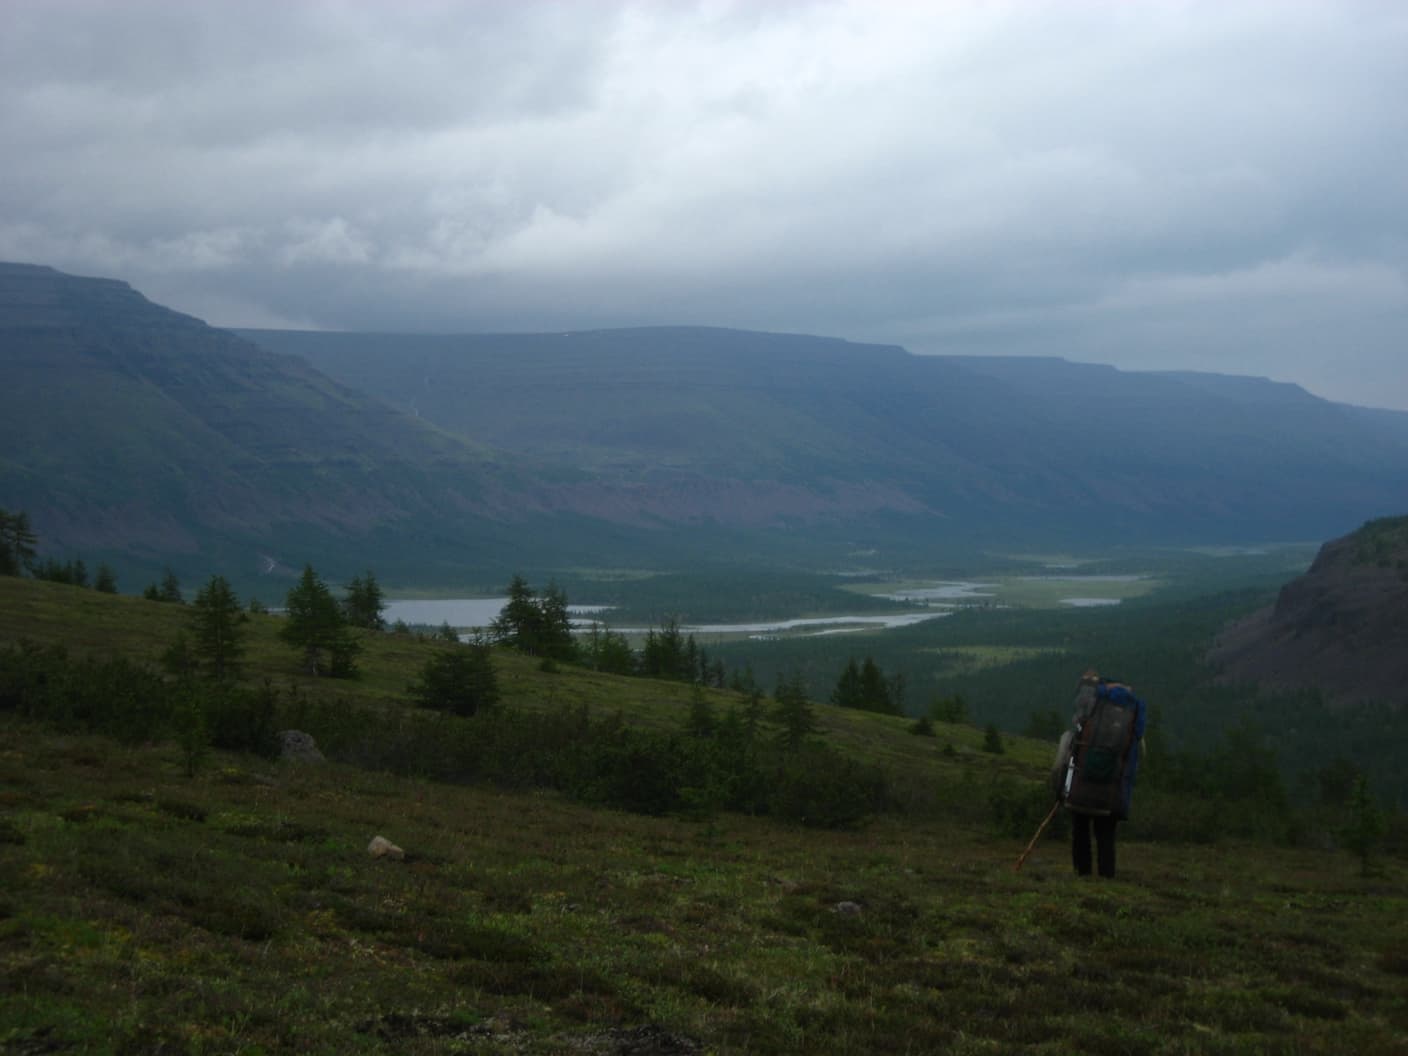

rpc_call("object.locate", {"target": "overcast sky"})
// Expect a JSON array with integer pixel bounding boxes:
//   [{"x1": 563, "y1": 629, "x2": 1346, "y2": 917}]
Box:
[{"x1": 3, "y1": 1, "x2": 1406, "y2": 409}]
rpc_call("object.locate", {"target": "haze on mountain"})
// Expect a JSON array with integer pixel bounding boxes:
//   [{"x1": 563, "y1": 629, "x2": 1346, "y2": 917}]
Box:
[
  {"x1": 2, "y1": 1, "x2": 1406, "y2": 411},
  {"x1": 5, "y1": 261, "x2": 1408, "y2": 589}
]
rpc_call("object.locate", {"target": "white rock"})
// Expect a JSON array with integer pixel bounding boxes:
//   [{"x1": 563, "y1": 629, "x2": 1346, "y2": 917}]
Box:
[{"x1": 367, "y1": 835, "x2": 404, "y2": 860}]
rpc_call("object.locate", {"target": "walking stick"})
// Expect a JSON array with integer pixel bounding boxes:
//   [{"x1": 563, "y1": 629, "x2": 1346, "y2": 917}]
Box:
[{"x1": 1013, "y1": 800, "x2": 1062, "y2": 873}]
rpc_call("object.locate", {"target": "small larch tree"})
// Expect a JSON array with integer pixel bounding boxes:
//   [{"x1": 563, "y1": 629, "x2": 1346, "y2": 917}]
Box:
[
  {"x1": 832, "y1": 656, "x2": 897, "y2": 714},
  {"x1": 1342, "y1": 775, "x2": 1388, "y2": 877},
  {"x1": 640, "y1": 617, "x2": 697, "y2": 682},
  {"x1": 858, "y1": 657, "x2": 893, "y2": 714},
  {"x1": 685, "y1": 683, "x2": 717, "y2": 739},
  {"x1": 190, "y1": 574, "x2": 246, "y2": 681},
  {"x1": 773, "y1": 672, "x2": 819, "y2": 751},
  {"x1": 930, "y1": 693, "x2": 970, "y2": 725},
  {"x1": 831, "y1": 658, "x2": 864, "y2": 710},
  {"x1": 343, "y1": 570, "x2": 386, "y2": 631},
  {"x1": 491, "y1": 575, "x2": 577, "y2": 662},
  {"x1": 409, "y1": 642, "x2": 500, "y2": 716},
  {"x1": 94, "y1": 564, "x2": 118, "y2": 594},
  {"x1": 582, "y1": 623, "x2": 636, "y2": 675},
  {"x1": 280, "y1": 564, "x2": 359, "y2": 677},
  {"x1": 0, "y1": 508, "x2": 38, "y2": 576},
  {"x1": 145, "y1": 568, "x2": 184, "y2": 603}
]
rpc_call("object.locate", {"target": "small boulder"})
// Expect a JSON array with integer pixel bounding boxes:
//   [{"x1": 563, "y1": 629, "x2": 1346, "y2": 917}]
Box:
[
  {"x1": 277, "y1": 729, "x2": 325, "y2": 764},
  {"x1": 368, "y1": 835, "x2": 405, "y2": 861},
  {"x1": 833, "y1": 901, "x2": 863, "y2": 917}
]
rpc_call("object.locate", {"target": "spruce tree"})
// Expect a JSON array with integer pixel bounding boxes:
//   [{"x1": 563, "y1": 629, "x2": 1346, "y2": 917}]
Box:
[
  {"x1": 0, "y1": 509, "x2": 37, "y2": 575},
  {"x1": 190, "y1": 574, "x2": 246, "y2": 681},
  {"x1": 641, "y1": 617, "x2": 688, "y2": 680},
  {"x1": 1343, "y1": 775, "x2": 1388, "y2": 877},
  {"x1": 773, "y1": 672, "x2": 818, "y2": 751},
  {"x1": 280, "y1": 564, "x2": 359, "y2": 677},
  {"x1": 158, "y1": 568, "x2": 184, "y2": 603},
  {"x1": 537, "y1": 581, "x2": 577, "y2": 662},
  {"x1": 409, "y1": 643, "x2": 500, "y2": 716},
  {"x1": 831, "y1": 658, "x2": 864, "y2": 709},
  {"x1": 585, "y1": 623, "x2": 636, "y2": 674},
  {"x1": 343, "y1": 570, "x2": 386, "y2": 630},
  {"x1": 931, "y1": 693, "x2": 970, "y2": 725},
  {"x1": 94, "y1": 564, "x2": 118, "y2": 594},
  {"x1": 858, "y1": 657, "x2": 893, "y2": 713},
  {"x1": 686, "y1": 684, "x2": 717, "y2": 739},
  {"x1": 492, "y1": 575, "x2": 544, "y2": 653}
]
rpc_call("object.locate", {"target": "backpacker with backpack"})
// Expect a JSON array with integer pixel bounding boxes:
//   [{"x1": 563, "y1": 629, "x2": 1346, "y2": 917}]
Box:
[{"x1": 1051, "y1": 677, "x2": 1144, "y2": 819}]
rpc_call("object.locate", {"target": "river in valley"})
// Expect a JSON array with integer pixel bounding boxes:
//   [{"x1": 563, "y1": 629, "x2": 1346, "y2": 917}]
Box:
[
  {"x1": 382, "y1": 598, "x2": 950, "y2": 640},
  {"x1": 384, "y1": 574, "x2": 1138, "y2": 642}
]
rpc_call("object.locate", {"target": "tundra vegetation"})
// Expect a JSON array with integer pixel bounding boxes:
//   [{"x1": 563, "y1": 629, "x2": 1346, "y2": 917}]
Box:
[{"x1": 1, "y1": 531, "x2": 1407, "y2": 1052}]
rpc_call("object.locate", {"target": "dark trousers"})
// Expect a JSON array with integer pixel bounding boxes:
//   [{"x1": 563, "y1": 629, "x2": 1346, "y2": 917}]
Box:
[{"x1": 1072, "y1": 813, "x2": 1118, "y2": 877}]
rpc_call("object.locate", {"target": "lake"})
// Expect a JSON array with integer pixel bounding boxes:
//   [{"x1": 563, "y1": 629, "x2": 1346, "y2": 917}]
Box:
[
  {"x1": 383, "y1": 597, "x2": 510, "y2": 629},
  {"x1": 386, "y1": 575, "x2": 1141, "y2": 639},
  {"x1": 383, "y1": 597, "x2": 608, "y2": 630},
  {"x1": 609, "y1": 612, "x2": 951, "y2": 640},
  {"x1": 383, "y1": 597, "x2": 948, "y2": 640}
]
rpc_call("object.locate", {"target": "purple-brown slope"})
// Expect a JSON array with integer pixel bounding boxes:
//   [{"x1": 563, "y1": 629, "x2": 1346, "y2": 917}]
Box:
[{"x1": 1210, "y1": 517, "x2": 1408, "y2": 706}]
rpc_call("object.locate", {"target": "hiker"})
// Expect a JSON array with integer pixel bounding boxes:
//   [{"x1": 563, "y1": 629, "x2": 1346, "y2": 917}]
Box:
[{"x1": 1064, "y1": 669, "x2": 1146, "y2": 879}]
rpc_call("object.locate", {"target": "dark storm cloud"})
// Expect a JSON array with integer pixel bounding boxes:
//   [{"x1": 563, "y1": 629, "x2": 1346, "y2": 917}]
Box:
[{"x1": 2, "y1": 0, "x2": 1405, "y2": 407}]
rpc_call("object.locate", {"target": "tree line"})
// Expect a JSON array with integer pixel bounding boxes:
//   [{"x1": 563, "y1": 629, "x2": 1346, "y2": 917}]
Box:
[
  {"x1": 0, "y1": 555, "x2": 894, "y2": 827},
  {"x1": 491, "y1": 574, "x2": 736, "y2": 688},
  {"x1": 6, "y1": 521, "x2": 1394, "y2": 857}
]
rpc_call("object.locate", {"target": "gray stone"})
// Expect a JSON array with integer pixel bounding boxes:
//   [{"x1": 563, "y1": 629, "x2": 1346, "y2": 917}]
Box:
[{"x1": 277, "y1": 729, "x2": 325, "y2": 764}]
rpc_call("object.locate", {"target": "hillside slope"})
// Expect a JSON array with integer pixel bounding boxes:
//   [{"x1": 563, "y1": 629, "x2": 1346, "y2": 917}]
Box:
[
  {"x1": 1210, "y1": 516, "x2": 1408, "y2": 705},
  {"x1": 3, "y1": 577, "x2": 1408, "y2": 1055},
  {"x1": 7, "y1": 261, "x2": 1408, "y2": 586},
  {"x1": 242, "y1": 326, "x2": 1408, "y2": 544},
  {"x1": 0, "y1": 263, "x2": 537, "y2": 580}
]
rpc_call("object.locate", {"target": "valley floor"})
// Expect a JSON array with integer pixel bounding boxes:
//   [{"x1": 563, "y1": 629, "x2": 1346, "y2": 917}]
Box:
[{"x1": 3, "y1": 719, "x2": 1406, "y2": 1055}]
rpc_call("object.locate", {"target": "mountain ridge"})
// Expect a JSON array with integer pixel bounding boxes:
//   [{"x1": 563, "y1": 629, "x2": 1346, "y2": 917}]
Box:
[
  {"x1": 5, "y1": 261, "x2": 1408, "y2": 584},
  {"x1": 0, "y1": 263, "x2": 531, "y2": 576},
  {"x1": 239, "y1": 323, "x2": 1408, "y2": 544}
]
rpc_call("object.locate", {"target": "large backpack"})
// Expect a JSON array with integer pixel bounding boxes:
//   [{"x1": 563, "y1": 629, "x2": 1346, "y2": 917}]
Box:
[{"x1": 1056, "y1": 680, "x2": 1141, "y2": 817}]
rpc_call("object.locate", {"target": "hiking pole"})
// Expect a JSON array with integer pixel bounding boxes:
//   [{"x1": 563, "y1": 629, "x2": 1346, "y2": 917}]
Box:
[{"x1": 1013, "y1": 800, "x2": 1062, "y2": 873}]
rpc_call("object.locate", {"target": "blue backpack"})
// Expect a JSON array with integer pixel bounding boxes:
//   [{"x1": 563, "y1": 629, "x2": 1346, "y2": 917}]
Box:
[{"x1": 1054, "y1": 680, "x2": 1144, "y2": 818}]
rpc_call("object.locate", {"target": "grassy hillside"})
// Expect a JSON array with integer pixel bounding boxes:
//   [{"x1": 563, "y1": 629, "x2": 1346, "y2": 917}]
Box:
[
  {"x1": 4, "y1": 721, "x2": 1408, "y2": 1055},
  {"x1": 0, "y1": 577, "x2": 1039, "y2": 806},
  {"x1": 3, "y1": 577, "x2": 1408, "y2": 1053}
]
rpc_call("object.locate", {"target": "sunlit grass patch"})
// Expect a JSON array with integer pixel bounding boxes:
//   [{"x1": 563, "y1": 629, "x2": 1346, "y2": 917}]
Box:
[
  {"x1": 922, "y1": 644, "x2": 1071, "y2": 675},
  {"x1": 989, "y1": 574, "x2": 1159, "y2": 608}
]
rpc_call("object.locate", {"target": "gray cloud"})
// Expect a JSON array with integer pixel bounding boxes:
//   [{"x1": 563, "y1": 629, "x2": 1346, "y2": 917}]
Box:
[{"x1": 3, "y1": 0, "x2": 1406, "y2": 408}]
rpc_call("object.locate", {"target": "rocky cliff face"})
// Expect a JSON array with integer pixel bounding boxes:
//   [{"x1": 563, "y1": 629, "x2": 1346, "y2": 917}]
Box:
[{"x1": 1210, "y1": 517, "x2": 1408, "y2": 705}]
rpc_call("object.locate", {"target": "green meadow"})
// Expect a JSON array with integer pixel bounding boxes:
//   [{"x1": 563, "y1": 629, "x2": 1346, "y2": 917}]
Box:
[{"x1": 2, "y1": 576, "x2": 1407, "y2": 1054}]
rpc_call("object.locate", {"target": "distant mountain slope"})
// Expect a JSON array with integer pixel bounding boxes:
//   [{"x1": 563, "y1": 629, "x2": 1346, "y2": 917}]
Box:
[
  {"x1": 1209, "y1": 516, "x2": 1408, "y2": 705},
  {"x1": 239, "y1": 326, "x2": 1408, "y2": 543},
  {"x1": 0, "y1": 263, "x2": 522, "y2": 576},
  {"x1": 6, "y1": 261, "x2": 1408, "y2": 587}
]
